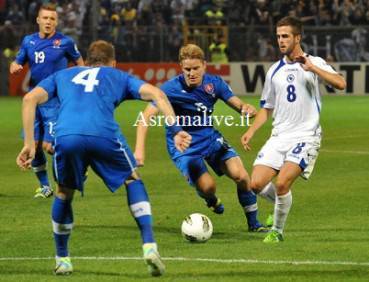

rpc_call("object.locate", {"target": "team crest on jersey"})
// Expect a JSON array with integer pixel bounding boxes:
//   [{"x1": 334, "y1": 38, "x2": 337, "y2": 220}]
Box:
[
  {"x1": 287, "y1": 74, "x2": 295, "y2": 83},
  {"x1": 204, "y1": 83, "x2": 215, "y2": 97},
  {"x1": 53, "y1": 39, "x2": 61, "y2": 48}
]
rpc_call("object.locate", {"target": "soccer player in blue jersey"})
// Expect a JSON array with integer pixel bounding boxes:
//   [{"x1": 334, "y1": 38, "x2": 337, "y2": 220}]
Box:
[
  {"x1": 10, "y1": 4, "x2": 84, "y2": 198},
  {"x1": 16, "y1": 40, "x2": 191, "y2": 276},
  {"x1": 135, "y1": 44, "x2": 268, "y2": 232}
]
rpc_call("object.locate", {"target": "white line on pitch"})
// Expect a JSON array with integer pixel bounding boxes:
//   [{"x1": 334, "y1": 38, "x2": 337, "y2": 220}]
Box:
[
  {"x1": 324, "y1": 135, "x2": 369, "y2": 141},
  {"x1": 1, "y1": 256, "x2": 369, "y2": 267},
  {"x1": 321, "y1": 149, "x2": 369, "y2": 155}
]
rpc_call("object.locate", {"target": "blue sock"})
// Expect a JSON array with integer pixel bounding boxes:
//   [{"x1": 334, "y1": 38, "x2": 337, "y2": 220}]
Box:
[
  {"x1": 31, "y1": 149, "x2": 50, "y2": 187},
  {"x1": 52, "y1": 197, "x2": 73, "y2": 257},
  {"x1": 126, "y1": 180, "x2": 155, "y2": 244},
  {"x1": 237, "y1": 188, "x2": 260, "y2": 228}
]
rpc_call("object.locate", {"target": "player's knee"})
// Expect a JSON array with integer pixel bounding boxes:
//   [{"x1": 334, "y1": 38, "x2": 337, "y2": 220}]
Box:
[
  {"x1": 230, "y1": 168, "x2": 249, "y2": 184},
  {"x1": 196, "y1": 175, "x2": 216, "y2": 194},
  {"x1": 275, "y1": 180, "x2": 290, "y2": 195},
  {"x1": 56, "y1": 186, "x2": 74, "y2": 200},
  {"x1": 250, "y1": 179, "x2": 265, "y2": 193}
]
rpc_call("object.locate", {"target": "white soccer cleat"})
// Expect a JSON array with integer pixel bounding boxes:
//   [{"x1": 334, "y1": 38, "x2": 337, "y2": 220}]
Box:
[
  {"x1": 142, "y1": 243, "x2": 165, "y2": 277},
  {"x1": 54, "y1": 256, "x2": 73, "y2": 275}
]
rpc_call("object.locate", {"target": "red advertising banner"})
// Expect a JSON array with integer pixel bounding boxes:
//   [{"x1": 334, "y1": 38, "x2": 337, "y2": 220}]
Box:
[
  {"x1": 9, "y1": 62, "x2": 357, "y2": 95},
  {"x1": 8, "y1": 63, "x2": 231, "y2": 96}
]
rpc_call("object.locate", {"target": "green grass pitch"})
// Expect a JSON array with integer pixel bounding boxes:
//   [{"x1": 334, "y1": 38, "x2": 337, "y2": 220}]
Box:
[{"x1": 0, "y1": 96, "x2": 368, "y2": 281}]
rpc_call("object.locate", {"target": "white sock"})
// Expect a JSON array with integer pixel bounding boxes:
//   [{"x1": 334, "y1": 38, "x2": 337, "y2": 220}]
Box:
[
  {"x1": 273, "y1": 191, "x2": 292, "y2": 234},
  {"x1": 258, "y1": 182, "x2": 276, "y2": 203}
]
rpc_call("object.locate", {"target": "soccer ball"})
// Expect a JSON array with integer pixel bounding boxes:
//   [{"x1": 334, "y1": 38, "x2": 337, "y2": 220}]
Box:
[{"x1": 181, "y1": 213, "x2": 213, "y2": 242}]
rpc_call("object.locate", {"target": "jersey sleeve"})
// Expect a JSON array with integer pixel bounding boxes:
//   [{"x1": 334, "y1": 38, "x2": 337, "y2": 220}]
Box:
[
  {"x1": 15, "y1": 36, "x2": 28, "y2": 65},
  {"x1": 65, "y1": 36, "x2": 82, "y2": 62},
  {"x1": 217, "y1": 77, "x2": 234, "y2": 102},
  {"x1": 260, "y1": 67, "x2": 275, "y2": 109},
  {"x1": 37, "y1": 73, "x2": 57, "y2": 100},
  {"x1": 313, "y1": 57, "x2": 337, "y2": 74},
  {"x1": 118, "y1": 73, "x2": 145, "y2": 102}
]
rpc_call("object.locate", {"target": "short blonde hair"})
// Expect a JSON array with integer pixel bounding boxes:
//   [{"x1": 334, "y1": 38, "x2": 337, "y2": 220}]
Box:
[{"x1": 179, "y1": 44, "x2": 205, "y2": 62}]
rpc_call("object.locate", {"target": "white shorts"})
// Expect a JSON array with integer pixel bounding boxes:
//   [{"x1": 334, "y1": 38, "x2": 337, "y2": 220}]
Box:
[{"x1": 253, "y1": 136, "x2": 321, "y2": 180}]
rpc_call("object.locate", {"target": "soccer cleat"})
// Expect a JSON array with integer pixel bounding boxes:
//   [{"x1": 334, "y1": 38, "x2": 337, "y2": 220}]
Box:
[
  {"x1": 207, "y1": 198, "x2": 224, "y2": 214},
  {"x1": 143, "y1": 243, "x2": 165, "y2": 277},
  {"x1": 263, "y1": 230, "x2": 284, "y2": 243},
  {"x1": 34, "y1": 186, "x2": 53, "y2": 198},
  {"x1": 54, "y1": 256, "x2": 73, "y2": 275},
  {"x1": 248, "y1": 224, "x2": 270, "y2": 233},
  {"x1": 265, "y1": 214, "x2": 274, "y2": 227}
]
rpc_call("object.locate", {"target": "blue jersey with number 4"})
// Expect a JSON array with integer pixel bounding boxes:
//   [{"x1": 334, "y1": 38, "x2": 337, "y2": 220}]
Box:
[
  {"x1": 15, "y1": 32, "x2": 81, "y2": 108},
  {"x1": 38, "y1": 66, "x2": 145, "y2": 138}
]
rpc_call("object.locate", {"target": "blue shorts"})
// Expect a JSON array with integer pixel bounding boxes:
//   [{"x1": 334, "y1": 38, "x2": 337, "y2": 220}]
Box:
[
  {"x1": 174, "y1": 136, "x2": 238, "y2": 186},
  {"x1": 53, "y1": 135, "x2": 137, "y2": 192},
  {"x1": 34, "y1": 106, "x2": 57, "y2": 143}
]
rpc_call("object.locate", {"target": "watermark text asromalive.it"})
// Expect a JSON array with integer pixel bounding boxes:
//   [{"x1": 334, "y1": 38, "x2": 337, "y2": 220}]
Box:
[{"x1": 133, "y1": 111, "x2": 252, "y2": 127}]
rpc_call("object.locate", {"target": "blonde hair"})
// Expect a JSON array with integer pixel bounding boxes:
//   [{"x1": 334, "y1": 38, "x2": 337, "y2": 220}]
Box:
[{"x1": 179, "y1": 44, "x2": 205, "y2": 62}]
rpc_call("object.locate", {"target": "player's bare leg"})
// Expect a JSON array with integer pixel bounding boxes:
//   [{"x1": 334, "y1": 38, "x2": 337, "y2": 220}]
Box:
[{"x1": 195, "y1": 172, "x2": 224, "y2": 214}]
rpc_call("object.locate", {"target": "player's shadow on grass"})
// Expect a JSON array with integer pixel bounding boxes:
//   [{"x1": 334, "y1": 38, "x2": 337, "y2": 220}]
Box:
[
  {"x1": 289, "y1": 227, "x2": 369, "y2": 232},
  {"x1": 78, "y1": 224, "x2": 180, "y2": 234},
  {"x1": 171, "y1": 269, "x2": 369, "y2": 279}
]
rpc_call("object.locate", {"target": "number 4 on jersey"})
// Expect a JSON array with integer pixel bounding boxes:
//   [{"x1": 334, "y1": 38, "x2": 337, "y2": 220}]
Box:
[{"x1": 72, "y1": 68, "x2": 100, "y2": 92}]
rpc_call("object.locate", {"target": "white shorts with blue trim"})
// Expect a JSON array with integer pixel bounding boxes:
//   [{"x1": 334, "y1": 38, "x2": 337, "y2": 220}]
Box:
[{"x1": 253, "y1": 136, "x2": 321, "y2": 180}]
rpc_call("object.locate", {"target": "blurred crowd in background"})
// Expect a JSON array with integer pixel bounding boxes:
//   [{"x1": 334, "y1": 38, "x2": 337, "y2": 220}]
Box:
[{"x1": 1, "y1": 0, "x2": 369, "y2": 62}]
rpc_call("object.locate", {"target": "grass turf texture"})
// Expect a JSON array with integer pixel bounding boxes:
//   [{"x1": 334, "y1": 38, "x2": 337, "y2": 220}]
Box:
[{"x1": 0, "y1": 96, "x2": 368, "y2": 281}]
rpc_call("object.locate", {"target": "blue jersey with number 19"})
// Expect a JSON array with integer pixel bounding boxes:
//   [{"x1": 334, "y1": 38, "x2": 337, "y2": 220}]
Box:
[
  {"x1": 15, "y1": 32, "x2": 81, "y2": 109},
  {"x1": 38, "y1": 66, "x2": 145, "y2": 139}
]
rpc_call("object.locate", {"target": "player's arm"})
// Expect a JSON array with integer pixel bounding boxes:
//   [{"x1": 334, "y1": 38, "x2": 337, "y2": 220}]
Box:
[
  {"x1": 10, "y1": 61, "x2": 24, "y2": 74},
  {"x1": 134, "y1": 104, "x2": 159, "y2": 166},
  {"x1": 241, "y1": 108, "x2": 273, "y2": 151},
  {"x1": 10, "y1": 37, "x2": 27, "y2": 74},
  {"x1": 225, "y1": 96, "x2": 257, "y2": 118},
  {"x1": 16, "y1": 87, "x2": 49, "y2": 169},
  {"x1": 138, "y1": 83, "x2": 192, "y2": 153},
  {"x1": 295, "y1": 55, "x2": 346, "y2": 90}
]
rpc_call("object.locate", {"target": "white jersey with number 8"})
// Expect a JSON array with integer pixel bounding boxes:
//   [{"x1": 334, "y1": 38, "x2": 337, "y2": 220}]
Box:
[{"x1": 261, "y1": 55, "x2": 337, "y2": 139}]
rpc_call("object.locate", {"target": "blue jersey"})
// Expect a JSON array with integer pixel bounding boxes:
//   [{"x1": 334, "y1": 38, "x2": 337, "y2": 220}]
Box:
[
  {"x1": 159, "y1": 73, "x2": 234, "y2": 159},
  {"x1": 15, "y1": 32, "x2": 81, "y2": 108},
  {"x1": 38, "y1": 66, "x2": 145, "y2": 139}
]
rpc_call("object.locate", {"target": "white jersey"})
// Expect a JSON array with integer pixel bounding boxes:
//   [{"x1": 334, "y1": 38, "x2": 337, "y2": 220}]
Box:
[{"x1": 261, "y1": 55, "x2": 337, "y2": 138}]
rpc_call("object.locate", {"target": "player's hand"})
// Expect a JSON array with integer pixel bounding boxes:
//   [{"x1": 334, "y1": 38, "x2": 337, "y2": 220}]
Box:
[
  {"x1": 10, "y1": 62, "x2": 23, "y2": 74},
  {"x1": 16, "y1": 145, "x2": 35, "y2": 170},
  {"x1": 241, "y1": 103, "x2": 257, "y2": 118},
  {"x1": 241, "y1": 130, "x2": 254, "y2": 151},
  {"x1": 134, "y1": 150, "x2": 145, "y2": 167},
  {"x1": 174, "y1": 131, "x2": 192, "y2": 152},
  {"x1": 295, "y1": 55, "x2": 314, "y2": 72}
]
